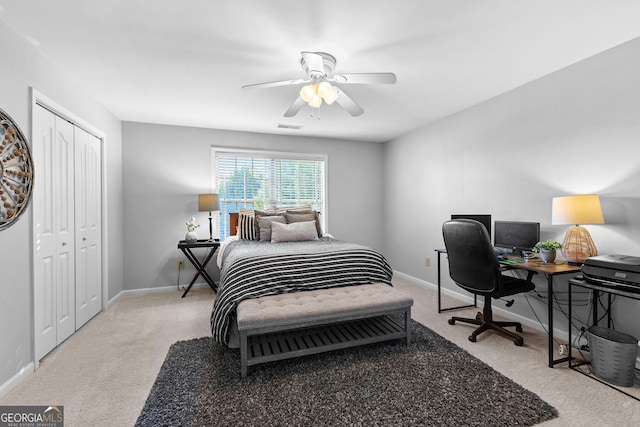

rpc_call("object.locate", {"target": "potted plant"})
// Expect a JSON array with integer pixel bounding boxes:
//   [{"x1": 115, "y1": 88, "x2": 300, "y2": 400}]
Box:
[{"x1": 532, "y1": 239, "x2": 562, "y2": 263}]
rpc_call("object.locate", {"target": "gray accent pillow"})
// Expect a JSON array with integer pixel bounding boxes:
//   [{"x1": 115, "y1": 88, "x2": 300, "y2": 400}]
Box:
[
  {"x1": 274, "y1": 205, "x2": 312, "y2": 214},
  {"x1": 256, "y1": 215, "x2": 286, "y2": 242},
  {"x1": 285, "y1": 211, "x2": 322, "y2": 237},
  {"x1": 271, "y1": 221, "x2": 319, "y2": 243},
  {"x1": 254, "y1": 209, "x2": 279, "y2": 238}
]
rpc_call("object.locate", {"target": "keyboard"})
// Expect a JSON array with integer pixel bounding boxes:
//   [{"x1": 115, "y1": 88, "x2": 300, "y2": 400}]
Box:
[{"x1": 499, "y1": 258, "x2": 523, "y2": 265}]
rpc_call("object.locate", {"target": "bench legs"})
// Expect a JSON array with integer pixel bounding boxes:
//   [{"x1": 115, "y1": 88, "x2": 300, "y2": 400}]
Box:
[
  {"x1": 240, "y1": 330, "x2": 248, "y2": 379},
  {"x1": 405, "y1": 307, "x2": 412, "y2": 345},
  {"x1": 239, "y1": 309, "x2": 412, "y2": 379}
]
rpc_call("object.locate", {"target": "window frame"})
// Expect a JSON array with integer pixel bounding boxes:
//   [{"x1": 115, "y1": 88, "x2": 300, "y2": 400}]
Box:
[{"x1": 211, "y1": 147, "x2": 328, "y2": 240}]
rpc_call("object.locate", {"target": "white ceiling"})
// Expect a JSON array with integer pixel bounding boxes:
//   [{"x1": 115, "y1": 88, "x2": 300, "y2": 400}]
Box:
[{"x1": 2, "y1": 1, "x2": 640, "y2": 143}]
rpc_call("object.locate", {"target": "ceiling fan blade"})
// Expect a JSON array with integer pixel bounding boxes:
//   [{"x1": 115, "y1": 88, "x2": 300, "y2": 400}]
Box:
[
  {"x1": 284, "y1": 96, "x2": 306, "y2": 117},
  {"x1": 242, "y1": 78, "x2": 308, "y2": 90},
  {"x1": 335, "y1": 89, "x2": 364, "y2": 117},
  {"x1": 301, "y1": 52, "x2": 326, "y2": 76},
  {"x1": 332, "y1": 73, "x2": 397, "y2": 85}
]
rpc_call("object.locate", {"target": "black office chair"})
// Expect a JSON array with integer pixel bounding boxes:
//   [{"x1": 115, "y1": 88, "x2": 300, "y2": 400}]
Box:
[{"x1": 442, "y1": 219, "x2": 535, "y2": 346}]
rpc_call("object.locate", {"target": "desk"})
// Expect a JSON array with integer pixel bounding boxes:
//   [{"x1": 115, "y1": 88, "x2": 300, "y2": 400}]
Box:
[
  {"x1": 568, "y1": 278, "x2": 640, "y2": 401},
  {"x1": 509, "y1": 258, "x2": 581, "y2": 368},
  {"x1": 177, "y1": 239, "x2": 220, "y2": 298},
  {"x1": 435, "y1": 249, "x2": 580, "y2": 368}
]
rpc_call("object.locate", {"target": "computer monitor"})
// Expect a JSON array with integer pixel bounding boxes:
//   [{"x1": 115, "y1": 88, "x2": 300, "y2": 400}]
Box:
[
  {"x1": 451, "y1": 214, "x2": 492, "y2": 237},
  {"x1": 494, "y1": 221, "x2": 540, "y2": 256}
]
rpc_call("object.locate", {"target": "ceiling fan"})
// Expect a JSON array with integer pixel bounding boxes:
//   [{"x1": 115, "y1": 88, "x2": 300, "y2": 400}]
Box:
[{"x1": 241, "y1": 51, "x2": 397, "y2": 117}]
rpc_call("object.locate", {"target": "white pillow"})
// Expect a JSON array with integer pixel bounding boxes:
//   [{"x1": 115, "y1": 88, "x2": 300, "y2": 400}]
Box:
[{"x1": 270, "y1": 221, "x2": 319, "y2": 243}]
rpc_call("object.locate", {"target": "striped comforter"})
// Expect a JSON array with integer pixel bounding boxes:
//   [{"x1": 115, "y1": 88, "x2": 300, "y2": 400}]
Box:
[{"x1": 210, "y1": 237, "x2": 393, "y2": 347}]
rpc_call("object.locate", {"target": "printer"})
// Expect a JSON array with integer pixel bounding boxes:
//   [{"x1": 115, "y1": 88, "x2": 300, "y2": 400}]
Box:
[{"x1": 581, "y1": 254, "x2": 640, "y2": 290}]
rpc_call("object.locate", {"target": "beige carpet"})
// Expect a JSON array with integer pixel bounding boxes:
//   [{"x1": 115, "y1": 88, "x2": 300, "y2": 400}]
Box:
[{"x1": 2, "y1": 278, "x2": 639, "y2": 426}]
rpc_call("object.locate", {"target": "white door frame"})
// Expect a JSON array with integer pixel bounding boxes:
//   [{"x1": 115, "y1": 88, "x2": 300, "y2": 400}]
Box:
[{"x1": 30, "y1": 88, "x2": 109, "y2": 366}]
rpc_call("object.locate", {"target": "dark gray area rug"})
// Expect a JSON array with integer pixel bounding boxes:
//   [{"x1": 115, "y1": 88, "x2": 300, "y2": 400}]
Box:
[{"x1": 137, "y1": 320, "x2": 558, "y2": 426}]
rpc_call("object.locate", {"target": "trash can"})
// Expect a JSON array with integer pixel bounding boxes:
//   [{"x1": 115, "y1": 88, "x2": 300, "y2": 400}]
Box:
[{"x1": 587, "y1": 326, "x2": 638, "y2": 387}]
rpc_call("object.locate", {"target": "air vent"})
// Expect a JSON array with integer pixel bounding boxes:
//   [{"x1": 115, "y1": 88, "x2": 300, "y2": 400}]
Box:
[{"x1": 277, "y1": 123, "x2": 303, "y2": 130}]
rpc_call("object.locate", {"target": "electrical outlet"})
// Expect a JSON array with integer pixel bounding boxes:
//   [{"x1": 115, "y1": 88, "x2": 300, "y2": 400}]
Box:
[
  {"x1": 559, "y1": 344, "x2": 567, "y2": 355},
  {"x1": 425, "y1": 257, "x2": 431, "y2": 267},
  {"x1": 177, "y1": 260, "x2": 184, "y2": 270}
]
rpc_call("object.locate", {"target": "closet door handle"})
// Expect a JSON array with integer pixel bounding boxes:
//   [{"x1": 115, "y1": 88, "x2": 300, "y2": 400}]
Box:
[{"x1": 62, "y1": 242, "x2": 67, "y2": 246}]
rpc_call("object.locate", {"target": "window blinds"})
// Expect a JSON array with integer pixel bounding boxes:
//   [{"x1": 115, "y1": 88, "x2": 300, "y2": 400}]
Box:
[{"x1": 215, "y1": 150, "x2": 326, "y2": 239}]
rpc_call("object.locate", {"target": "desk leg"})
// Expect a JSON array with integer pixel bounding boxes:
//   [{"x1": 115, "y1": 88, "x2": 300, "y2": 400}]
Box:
[
  {"x1": 548, "y1": 274, "x2": 554, "y2": 367},
  {"x1": 436, "y1": 250, "x2": 477, "y2": 313},
  {"x1": 548, "y1": 274, "x2": 571, "y2": 368},
  {"x1": 568, "y1": 280, "x2": 573, "y2": 369},
  {"x1": 437, "y1": 251, "x2": 442, "y2": 313}
]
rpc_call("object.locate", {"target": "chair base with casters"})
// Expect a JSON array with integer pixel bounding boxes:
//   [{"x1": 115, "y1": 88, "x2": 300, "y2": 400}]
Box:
[{"x1": 448, "y1": 295, "x2": 525, "y2": 346}]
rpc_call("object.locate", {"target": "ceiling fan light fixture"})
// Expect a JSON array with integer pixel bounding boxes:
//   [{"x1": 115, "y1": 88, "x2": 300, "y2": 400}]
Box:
[
  {"x1": 322, "y1": 87, "x2": 339, "y2": 105},
  {"x1": 300, "y1": 84, "x2": 317, "y2": 102},
  {"x1": 317, "y1": 81, "x2": 332, "y2": 97},
  {"x1": 309, "y1": 94, "x2": 323, "y2": 108},
  {"x1": 245, "y1": 51, "x2": 396, "y2": 117}
]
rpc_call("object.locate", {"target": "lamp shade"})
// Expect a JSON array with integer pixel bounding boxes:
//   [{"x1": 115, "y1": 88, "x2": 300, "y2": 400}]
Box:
[
  {"x1": 551, "y1": 194, "x2": 604, "y2": 225},
  {"x1": 198, "y1": 193, "x2": 220, "y2": 212}
]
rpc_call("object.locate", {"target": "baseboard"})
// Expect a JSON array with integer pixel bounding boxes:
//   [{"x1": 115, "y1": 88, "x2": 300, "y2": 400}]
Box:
[
  {"x1": 2, "y1": 284, "x2": 210, "y2": 399},
  {"x1": 0, "y1": 363, "x2": 34, "y2": 400},
  {"x1": 393, "y1": 270, "x2": 437, "y2": 291},
  {"x1": 108, "y1": 283, "x2": 211, "y2": 308},
  {"x1": 392, "y1": 270, "x2": 572, "y2": 344},
  {"x1": 395, "y1": 271, "x2": 640, "y2": 369}
]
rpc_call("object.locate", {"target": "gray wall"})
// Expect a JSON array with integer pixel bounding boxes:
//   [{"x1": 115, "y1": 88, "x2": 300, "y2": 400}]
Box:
[
  {"x1": 383, "y1": 37, "x2": 640, "y2": 342},
  {"x1": 0, "y1": 22, "x2": 124, "y2": 392},
  {"x1": 121, "y1": 122, "x2": 385, "y2": 290}
]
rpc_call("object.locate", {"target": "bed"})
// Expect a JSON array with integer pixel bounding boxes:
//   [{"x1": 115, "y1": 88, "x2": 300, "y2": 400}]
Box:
[{"x1": 210, "y1": 210, "x2": 396, "y2": 348}]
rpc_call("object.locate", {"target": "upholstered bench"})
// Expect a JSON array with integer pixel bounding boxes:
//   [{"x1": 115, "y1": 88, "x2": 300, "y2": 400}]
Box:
[{"x1": 236, "y1": 283, "x2": 414, "y2": 378}]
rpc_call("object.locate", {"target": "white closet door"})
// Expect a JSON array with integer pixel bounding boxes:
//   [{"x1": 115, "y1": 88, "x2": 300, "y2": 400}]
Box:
[
  {"x1": 54, "y1": 115, "x2": 76, "y2": 344},
  {"x1": 74, "y1": 127, "x2": 102, "y2": 328},
  {"x1": 33, "y1": 105, "x2": 56, "y2": 360},
  {"x1": 33, "y1": 105, "x2": 76, "y2": 361}
]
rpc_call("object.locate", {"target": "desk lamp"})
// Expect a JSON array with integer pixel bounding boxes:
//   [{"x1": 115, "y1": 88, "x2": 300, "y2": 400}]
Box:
[
  {"x1": 551, "y1": 194, "x2": 604, "y2": 265},
  {"x1": 198, "y1": 193, "x2": 220, "y2": 241}
]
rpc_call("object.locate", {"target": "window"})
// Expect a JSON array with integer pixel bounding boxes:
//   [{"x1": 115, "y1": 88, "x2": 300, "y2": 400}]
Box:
[{"x1": 214, "y1": 149, "x2": 326, "y2": 239}]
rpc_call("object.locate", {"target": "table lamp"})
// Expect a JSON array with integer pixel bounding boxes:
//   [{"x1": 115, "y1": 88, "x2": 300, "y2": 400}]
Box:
[
  {"x1": 551, "y1": 194, "x2": 604, "y2": 265},
  {"x1": 198, "y1": 193, "x2": 220, "y2": 241}
]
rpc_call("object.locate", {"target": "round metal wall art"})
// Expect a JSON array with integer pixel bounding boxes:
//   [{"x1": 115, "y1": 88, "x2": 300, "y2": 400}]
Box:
[{"x1": 0, "y1": 108, "x2": 34, "y2": 231}]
